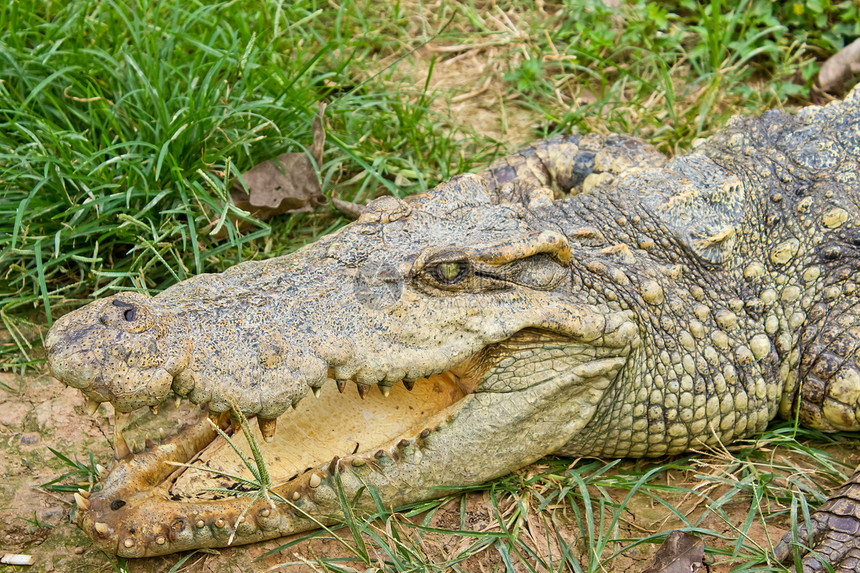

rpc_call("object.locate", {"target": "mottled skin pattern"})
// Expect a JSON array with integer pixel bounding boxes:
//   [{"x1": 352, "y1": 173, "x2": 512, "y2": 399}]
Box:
[{"x1": 45, "y1": 88, "x2": 860, "y2": 570}]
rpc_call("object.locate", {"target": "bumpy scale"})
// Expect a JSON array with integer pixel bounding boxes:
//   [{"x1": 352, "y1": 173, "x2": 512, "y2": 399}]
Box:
[{"x1": 45, "y1": 87, "x2": 860, "y2": 571}]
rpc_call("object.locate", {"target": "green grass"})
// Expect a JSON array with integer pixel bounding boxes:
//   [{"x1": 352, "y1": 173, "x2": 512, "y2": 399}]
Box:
[
  {"x1": 1, "y1": 0, "x2": 856, "y2": 366},
  {"x1": 0, "y1": 0, "x2": 489, "y2": 368},
  {"x1": 4, "y1": 0, "x2": 860, "y2": 570}
]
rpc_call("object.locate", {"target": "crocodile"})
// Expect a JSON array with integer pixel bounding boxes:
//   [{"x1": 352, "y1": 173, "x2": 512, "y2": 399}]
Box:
[{"x1": 45, "y1": 86, "x2": 860, "y2": 571}]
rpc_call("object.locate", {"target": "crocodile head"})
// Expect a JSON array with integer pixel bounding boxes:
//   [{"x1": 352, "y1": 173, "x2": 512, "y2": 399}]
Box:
[
  {"x1": 45, "y1": 173, "x2": 641, "y2": 556},
  {"x1": 42, "y1": 90, "x2": 860, "y2": 571}
]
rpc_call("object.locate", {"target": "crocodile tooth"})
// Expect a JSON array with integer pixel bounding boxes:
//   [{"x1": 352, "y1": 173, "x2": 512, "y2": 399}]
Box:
[
  {"x1": 114, "y1": 411, "x2": 131, "y2": 460},
  {"x1": 257, "y1": 417, "x2": 277, "y2": 442},
  {"x1": 150, "y1": 405, "x2": 158, "y2": 415},
  {"x1": 310, "y1": 379, "x2": 326, "y2": 398},
  {"x1": 94, "y1": 522, "x2": 110, "y2": 537},
  {"x1": 74, "y1": 492, "x2": 90, "y2": 511},
  {"x1": 356, "y1": 383, "x2": 370, "y2": 399},
  {"x1": 86, "y1": 397, "x2": 100, "y2": 416},
  {"x1": 378, "y1": 384, "x2": 391, "y2": 398},
  {"x1": 174, "y1": 397, "x2": 182, "y2": 408},
  {"x1": 77, "y1": 488, "x2": 90, "y2": 498},
  {"x1": 403, "y1": 379, "x2": 415, "y2": 391},
  {"x1": 336, "y1": 379, "x2": 347, "y2": 393},
  {"x1": 95, "y1": 464, "x2": 107, "y2": 477},
  {"x1": 207, "y1": 409, "x2": 221, "y2": 424}
]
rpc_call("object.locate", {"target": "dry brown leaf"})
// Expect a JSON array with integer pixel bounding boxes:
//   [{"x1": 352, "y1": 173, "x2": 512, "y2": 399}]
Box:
[
  {"x1": 230, "y1": 103, "x2": 327, "y2": 221},
  {"x1": 819, "y1": 38, "x2": 860, "y2": 93},
  {"x1": 641, "y1": 531, "x2": 704, "y2": 573}
]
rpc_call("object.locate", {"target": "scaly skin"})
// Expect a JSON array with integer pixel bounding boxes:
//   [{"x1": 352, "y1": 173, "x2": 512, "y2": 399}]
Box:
[{"x1": 45, "y1": 88, "x2": 860, "y2": 569}]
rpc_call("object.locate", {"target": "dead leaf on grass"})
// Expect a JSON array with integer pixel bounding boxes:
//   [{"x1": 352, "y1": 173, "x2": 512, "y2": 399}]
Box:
[
  {"x1": 819, "y1": 38, "x2": 860, "y2": 93},
  {"x1": 641, "y1": 530, "x2": 704, "y2": 573},
  {"x1": 231, "y1": 103, "x2": 327, "y2": 221}
]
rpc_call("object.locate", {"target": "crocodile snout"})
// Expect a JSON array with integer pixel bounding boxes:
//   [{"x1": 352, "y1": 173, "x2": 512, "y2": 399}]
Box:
[{"x1": 45, "y1": 311, "x2": 101, "y2": 390}]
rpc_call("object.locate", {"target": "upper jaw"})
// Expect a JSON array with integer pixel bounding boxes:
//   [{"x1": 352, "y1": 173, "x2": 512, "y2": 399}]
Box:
[
  {"x1": 48, "y1": 286, "x2": 637, "y2": 444},
  {"x1": 46, "y1": 296, "x2": 192, "y2": 413}
]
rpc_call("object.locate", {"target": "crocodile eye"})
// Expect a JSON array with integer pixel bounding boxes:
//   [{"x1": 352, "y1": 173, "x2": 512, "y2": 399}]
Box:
[
  {"x1": 434, "y1": 261, "x2": 467, "y2": 284},
  {"x1": 123, "y1": 308, "x2": 137, "y2": 321}
]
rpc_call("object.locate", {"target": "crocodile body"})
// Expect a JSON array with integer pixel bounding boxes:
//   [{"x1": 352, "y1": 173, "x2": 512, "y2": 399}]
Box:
[{"x1": 45, "y1": 88, "x2": 860, "y2": 570}]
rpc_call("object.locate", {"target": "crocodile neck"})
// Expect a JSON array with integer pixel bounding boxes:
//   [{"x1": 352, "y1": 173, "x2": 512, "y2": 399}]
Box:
[{"x1": 525, "y1": 177, "x2": 786, "y2": 458}]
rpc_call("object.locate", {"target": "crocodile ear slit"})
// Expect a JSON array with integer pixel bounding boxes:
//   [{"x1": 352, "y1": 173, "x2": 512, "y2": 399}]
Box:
[{"x1": 493, "y1": 180, "x2": 555, "y2": 209}]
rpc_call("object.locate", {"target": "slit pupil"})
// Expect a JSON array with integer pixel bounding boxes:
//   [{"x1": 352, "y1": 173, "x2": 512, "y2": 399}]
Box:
[{"x1": 435, "y1": 261, "x2": 467, "y2": 283}]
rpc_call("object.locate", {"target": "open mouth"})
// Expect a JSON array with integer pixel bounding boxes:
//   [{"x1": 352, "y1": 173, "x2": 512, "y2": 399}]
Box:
[
  {"x1": 59, "y1": 325, "x2": 625, "y2": 557},
  {"x1": 167, "y1": 368, "x2": 472, "y2": 501},
  {"x1": 64, "y1": 335, "x2": 509, "y2": 557}
]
